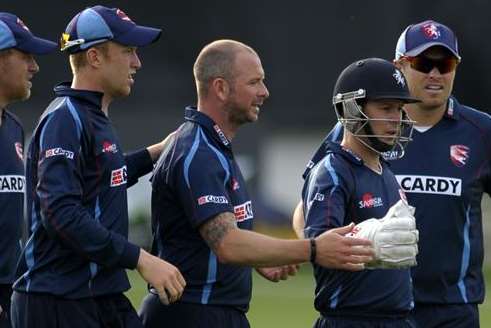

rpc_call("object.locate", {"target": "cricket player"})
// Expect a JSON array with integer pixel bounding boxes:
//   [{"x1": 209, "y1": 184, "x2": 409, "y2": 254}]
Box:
[
  {"x1": 0, "y1": 12, "x2": 57, "y2": 328},
  {"x1": 11, "y1": 6, "x2": 185, "y2": 328},
  {"x1": 302, "y1": 58, "x2": 419, "y2": 327},
  {"x1": 295, "y1": 20, "x2": 487, "y2": 328},
  {"x1": 137, "y1": 40, "x2": 417, "y2": 328}
]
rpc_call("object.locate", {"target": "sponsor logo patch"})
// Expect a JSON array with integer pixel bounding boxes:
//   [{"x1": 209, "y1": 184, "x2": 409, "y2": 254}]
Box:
[
  {"x1": 45, "y1": 147, "x2": 74, "y2": 160},
  {"x1": 358, "y1": 192, "x2": 383, "y2": 209},
  {"x1": 396, "y1": 175, "x2": 461, "y2": 196},
  {"x1": 213, "y1": 125, "x2": 230, "y2": 146},
  {"x1": 234, "y1": 201, "x2": 253, "y2": 222},
  {"x1": 102, "y1": 141, "x2": 118, "y2": 154},
  {"x1": 197, "y1": 195, "x2": 229, "y2": 205},
  {"x1": 110, "y1": 165, "x2": 127, "y2": 187},
  {"x1": 450, "y1": 145, "x2": 469, "y2": 167},
  {"x1": 0, "y1": 175, "x2": 25, "y2": 193},
  {"x1": 231, "y1": 178, "x2": 240, "y2": 191}
]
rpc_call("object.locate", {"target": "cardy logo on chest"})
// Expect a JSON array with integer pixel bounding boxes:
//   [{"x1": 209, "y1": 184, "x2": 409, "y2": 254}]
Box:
[{"x1": 396, "y1": 175, "x2": 462, "y2": 196}]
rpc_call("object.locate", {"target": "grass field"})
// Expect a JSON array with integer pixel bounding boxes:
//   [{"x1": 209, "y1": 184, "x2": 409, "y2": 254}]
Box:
[{"x1": 126, "y1": 266, "x2": 491, "y2": 327}]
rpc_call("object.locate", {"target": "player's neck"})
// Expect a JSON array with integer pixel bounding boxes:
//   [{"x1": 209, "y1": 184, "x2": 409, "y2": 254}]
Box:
[
  {"x1": 197, "y1": 101, "x2": 237, "y2": 141},
  {"x1": 71, "y1": 75, "x2": 111, "y2": 116},
  {"x1": 342, "y1": 136, "x2": 381, "y2": 174},
  {"x1": 405, "y1": 102, "x2": 446, "y2": 126}
]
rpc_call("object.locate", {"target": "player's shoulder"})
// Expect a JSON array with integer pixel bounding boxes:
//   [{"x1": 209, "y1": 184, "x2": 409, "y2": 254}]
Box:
[
  {"x1": 172, "y1": 122, "x2": 228, "y2": 168},
  {"x1": 3, "y1": 110, "x2": 24, "y2": 132},
  {"x1": 309, "y1": 145, "x2": 357, "y2": 183},
  {"x1": 453, "y1": 97, "x2": 491, "y2": 130}
]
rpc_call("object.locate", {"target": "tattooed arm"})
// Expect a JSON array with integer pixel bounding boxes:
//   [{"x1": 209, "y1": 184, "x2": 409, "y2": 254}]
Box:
[
  {"x1": 199, "y1": 211, "x2": 310, "y2": 267},
  {"x1": 199, "y1": 211, "x2": 374, "y2": 270}
]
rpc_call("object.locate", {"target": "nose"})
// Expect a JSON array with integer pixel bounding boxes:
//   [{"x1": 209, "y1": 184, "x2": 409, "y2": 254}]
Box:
[
  {"x1": 260, "y1": 81, "x2": 270, "y2": 99},
  {"x1": 428, "y1": 66, "x2": 443, "y2": 77},
  {"x1": 29, "y1": 56, "x2": 39, "y2": 74},
  {"x1": 132, "y1": 51, "x2": 142, "y2": 70}
]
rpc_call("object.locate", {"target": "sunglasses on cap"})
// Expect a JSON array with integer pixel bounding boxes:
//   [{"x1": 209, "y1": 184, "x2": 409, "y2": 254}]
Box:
[{"x1": 403, "y1": 55, "x2": 459, "y2": 74}]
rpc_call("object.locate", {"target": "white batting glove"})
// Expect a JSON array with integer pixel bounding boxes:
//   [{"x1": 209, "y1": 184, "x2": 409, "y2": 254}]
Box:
[{"x1": 347, "y1": 200, "x2": 419, "y2": 269}]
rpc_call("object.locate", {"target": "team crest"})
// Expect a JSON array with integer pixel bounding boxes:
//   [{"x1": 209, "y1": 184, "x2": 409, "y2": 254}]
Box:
[
  {"x1": 15, "y1": 142, "x2": 23, "y2": 161},
  {"x1": 16, "y1": 18, "x2": 30, "y2": 31},
  {"x1": 116, "y1": 9, "x2": 132, "y2": 22},
  {"x1": 422, "y1": 23, "x2": 441, "y2": 40},
  {"x1": 393, "y1": 69, "x2": 406, "y2": 87},
  {"x1": 450, "y1": 145, "x2": 469, "y2": 167}
]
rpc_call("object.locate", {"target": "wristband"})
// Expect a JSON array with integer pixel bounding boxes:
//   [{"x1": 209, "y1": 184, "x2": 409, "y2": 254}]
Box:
[{"x1": 309, "y1": 238, "x2": 317, "y2": 263}]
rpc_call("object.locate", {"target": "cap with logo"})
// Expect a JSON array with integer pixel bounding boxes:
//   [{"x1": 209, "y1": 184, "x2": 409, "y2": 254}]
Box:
[
  {"x1": 61, "y1": 5, "x2": 162, "y2": 54},
  {"x1": 0, "y1": 12, "x2": 57, "y2": 55},
  {"x1": 395, "y1": 20, "x2": 460, "y2": 60}
]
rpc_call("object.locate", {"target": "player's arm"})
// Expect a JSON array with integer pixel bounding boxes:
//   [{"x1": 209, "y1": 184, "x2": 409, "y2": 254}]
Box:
[
  {"x1": 199, "y1": 211, "x2": 373, "y2": 270},
  {"x1": 292, "y1": 200, "x2": 305, "y2": 239},
  {"x1": 125, "y1": 131, "x2": 178, "y2": 187}
]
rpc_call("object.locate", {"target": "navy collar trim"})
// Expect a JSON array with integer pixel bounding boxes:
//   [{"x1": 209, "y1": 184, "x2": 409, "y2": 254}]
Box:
[
  {"x1": 184, "y1": 106, "x2": 232, "y2": 149},
  {"x1": 53, "y1": 82, "x2": 104, "y2": 109}
]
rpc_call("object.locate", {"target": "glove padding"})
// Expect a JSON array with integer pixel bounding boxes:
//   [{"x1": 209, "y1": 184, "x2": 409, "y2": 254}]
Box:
[{"x1": 347, "y1": 200, "x2": 419, "y2": 269}]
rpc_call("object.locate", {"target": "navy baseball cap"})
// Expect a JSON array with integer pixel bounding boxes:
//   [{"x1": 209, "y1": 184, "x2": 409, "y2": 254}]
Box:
[
  {"x1": 0, "y1": 12, "x2": 57, "y2": 55},
  {"x1": 395, "y1": 20, "x2": 460, "y2": 61},
  {"x1": 61, "y1": 5, "x2": 162, "y2": 54}
]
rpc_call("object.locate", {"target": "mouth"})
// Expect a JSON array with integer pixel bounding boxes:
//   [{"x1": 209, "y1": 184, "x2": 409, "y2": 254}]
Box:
[
  {"x1": 252, "y1": 103, "x2": 263, "y2": 113},
  {"x1": 424, "y1": 84, "x2": 444, "y2": 92},
  {"x1": 128, "y1": 72, "x2": 136, "y2": 84}
]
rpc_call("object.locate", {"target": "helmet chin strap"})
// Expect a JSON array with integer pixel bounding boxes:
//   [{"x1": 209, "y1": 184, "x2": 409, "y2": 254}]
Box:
[{"x1": 358, "y1": 122, "x2": 394, "y2": 153}]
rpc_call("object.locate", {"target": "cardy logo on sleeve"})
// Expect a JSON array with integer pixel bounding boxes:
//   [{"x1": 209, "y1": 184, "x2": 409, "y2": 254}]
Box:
[
  {"x1": 197, "y1": 195, "x2": 229, "y2": 205},
  {"x1": 234, "y1": 201, "x2": 253, "y2": 222},
  {"x1": 45, "y1": 147, "x2": 74, "y2": 160},
  {"x1": 396, "y1": 175, "x2": 462, "y2": 196},
  {"x1": 110, "y1": 165, "x2": 127, "y2": 187}
]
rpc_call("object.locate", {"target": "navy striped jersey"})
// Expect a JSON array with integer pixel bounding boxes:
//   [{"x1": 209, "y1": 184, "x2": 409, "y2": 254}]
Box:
[
  {"x1": 151, "y1": 107, "x2": 253, "y2": 311},
  {"x1": 0, "y1": 110, "x2": 24, "y2": 284},
  {"x1": 302, "y1": 141, "x2": 413, "y2": 317},
  {"x1": 13, "y1": 83, "x2": 153, "y2": 298},
  {"x1": 305, "y1": 97, "x2": 491, "y2": 305}
]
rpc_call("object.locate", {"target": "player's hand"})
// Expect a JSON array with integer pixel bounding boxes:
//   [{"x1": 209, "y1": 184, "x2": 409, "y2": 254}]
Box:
[
  {"x1": 136, "y1": 249, "x2": 186, "y2": 305},
  {"x1": 256, "y1": 265, "x2": 299, "y2": 282},
  {"x1": 347, "y1": 200, "x2": 419, "y2": 269},
  {"x1": 314, "y1": 223, "x2": 375, "y2": 271}
]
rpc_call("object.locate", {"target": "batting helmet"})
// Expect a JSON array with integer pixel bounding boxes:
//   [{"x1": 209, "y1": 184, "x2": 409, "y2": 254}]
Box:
[{"x1": 332, "y1": 58, "x2": 418, "y2": 157}]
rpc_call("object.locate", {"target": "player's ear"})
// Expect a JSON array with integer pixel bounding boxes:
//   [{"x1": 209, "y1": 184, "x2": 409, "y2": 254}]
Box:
[
  {"x1": 393, "y1": 59, "x2": 404, "y2": 71},
  {"x1": 212, "y1": 77, "x2": 230, "y2": 102},
  {"x1": 86, "y1": 47, "x2": 104, "y2": 69}
]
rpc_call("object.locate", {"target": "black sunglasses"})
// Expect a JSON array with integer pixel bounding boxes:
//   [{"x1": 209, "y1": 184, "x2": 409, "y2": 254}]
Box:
[{"x1": 403, "y1": 55, "x2": 459, "y2": 74}]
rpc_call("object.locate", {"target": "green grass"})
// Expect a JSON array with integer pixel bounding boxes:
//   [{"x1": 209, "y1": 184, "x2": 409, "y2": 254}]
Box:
[{"x1": 126, "y1": 265, "x2": 491, "y2": 327}]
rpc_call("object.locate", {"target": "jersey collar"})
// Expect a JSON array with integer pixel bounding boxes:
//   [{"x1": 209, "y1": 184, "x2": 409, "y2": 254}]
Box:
[
  {"x1": 443, "y1": 96, "x2": 460, "y2": 120},
  {"x1": 184, "y1": 106, "x2": 232, "y2": 150},
  {"x1": 54, "y1": 82, "x2": 104, "y2": 110}
]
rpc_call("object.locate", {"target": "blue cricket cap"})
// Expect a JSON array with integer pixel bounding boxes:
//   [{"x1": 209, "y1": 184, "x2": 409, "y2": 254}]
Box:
[
  {"x1": 0, "y1": 12, "x2": 57, "y2": 55},
  {"x1": 61, "y1": 5, "x2": 162, "y2": 54},
  {"x1": 395, "y1": 20, "x2": 460, "y2": 61}
]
